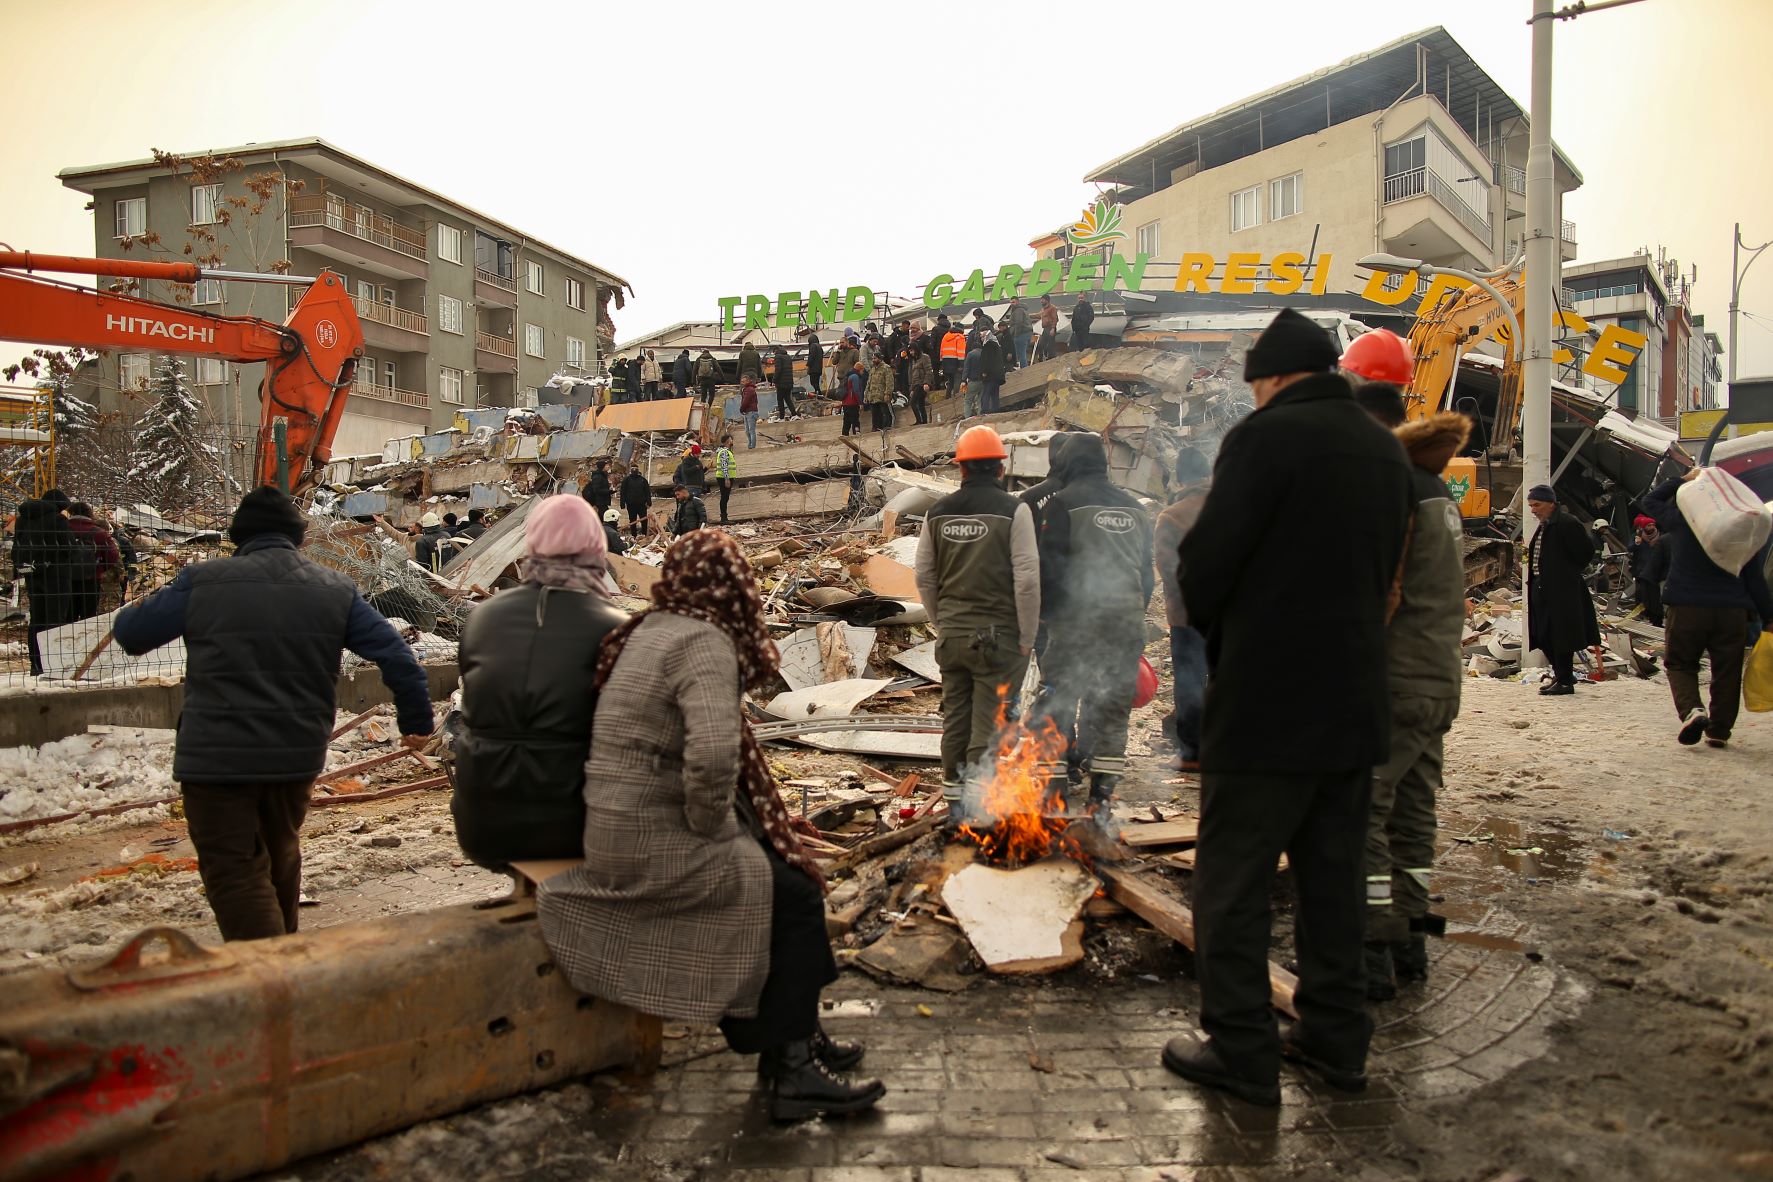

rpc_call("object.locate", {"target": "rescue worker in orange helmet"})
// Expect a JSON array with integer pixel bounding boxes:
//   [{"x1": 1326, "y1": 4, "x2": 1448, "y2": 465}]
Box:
[{"x1": 913, "y1": 426, "x2": 1041, "y2": 824}]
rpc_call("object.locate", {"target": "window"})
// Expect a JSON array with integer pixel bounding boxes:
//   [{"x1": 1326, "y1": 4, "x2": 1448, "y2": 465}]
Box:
[
  {"x1": 437, "y1": 294, "x2": 463, "y2": 335},
  {"x1": 194, "y1": 358, "x2": 229, "y2": 386},
  {"x1": 355, "y1": 279, "x2": 376, "y2": 304},
  {"x1": 1230, "y1": 186, "x2": 1260, "y2": 232},
  {"x1": 118, "y1": 353, "x2": 150, "y2": 390},
  {"x1": 1135, "y1": 220, "x2": 1161, "y2": 258},
  {"x1": 439, "y1": 366, "x2": 464, "y2": 405},
  {"x1": 524, "y1": 323, "x2": 545, "y2": 357},
  {"x1": 192, "y1": 278, "x2": 224, "y2": 306},
  {"x1": 526, "y1": 260, "x2": 544, "y2": 294},
  {"x1": 114, "y1": 197, "x2": 146, "y2": 239},
  {"x1": 438, "y1": 224, "x2": 462, "y2": 264},
  {"x1": 520, "y1": 386, "x2": 540, "y2": 409},
  {"x1": 566, "y1": 336, "x2": 585, "y2": 366},
  {"x1": 565, "y1": 276, "x2": 585, "y2": 310},
  {"x1": 191, "y1": 183, "x2": 222, "y2": 226},
  {"x1": 1270, "y1": 173, "x2": 1302, "y2": 220},
  {"x1": 384, "y1": 361, "x2": 398, "y2": 388}
]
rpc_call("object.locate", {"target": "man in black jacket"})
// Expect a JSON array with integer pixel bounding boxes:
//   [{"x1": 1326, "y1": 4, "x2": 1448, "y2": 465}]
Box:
[
  {"x1": 620, "y1": 464, "x2": 653, "y2": 535},
  {"x1": 672, "y1": 348, "x2": 694, "y2": 397},
  {"x1": 113, "y1": 487, "x2": 433, "y2": 941},
  {"x1": 1524, "y1": 485, "x2": 1601, "y2": 696},
  {"x1": 457, "y1": 508, "x2": 488, "y2": 540},
  {"x1": 1643, "y1": 472, "x2": 1773, "y2": 746},
  {"x1": 1035, "y1": 434, "x2": 1154, "y2": 819},
  {"x1": 670, "y1": 483, "x2": 708, "y2": 536},
  {"x1": 582, "y1": 459, "x2": 613, "y2": 518},
  {"x1": 1070, "y1": 294, "x2": 1095, "y2": 353},
  {"x1": 1164, "y1": 308, "x2": 1412, "y2": 1106}
]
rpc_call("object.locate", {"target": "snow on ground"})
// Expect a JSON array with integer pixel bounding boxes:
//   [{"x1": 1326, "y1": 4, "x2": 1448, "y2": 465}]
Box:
[{"x1": 0, "y1": 729, "x2": 176, "y2": 821}]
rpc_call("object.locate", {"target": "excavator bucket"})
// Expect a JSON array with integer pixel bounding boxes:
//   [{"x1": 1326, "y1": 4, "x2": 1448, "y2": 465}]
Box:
[{"x1": 260, "y1": 272, "x2": 362, "y2": 493}]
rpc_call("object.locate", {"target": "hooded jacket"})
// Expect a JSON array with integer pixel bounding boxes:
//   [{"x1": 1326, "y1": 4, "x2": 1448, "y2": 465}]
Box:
[
  {"x1": 1642, "y1": 476, "x2": 1773, "y2": 618},
  {"x1": 1388, "y1": 412, "x2": 1470, "y2": 700},
  {"x1": 736, "y1": 344, "x2": 763, "y2": 382},
  {"x1": 1019, "y1": 432, "x2": 1084, "y2": 530},
  {"x1": 672, "y1": 350, "x2": 693, "y2": 387},
  {"x1": 620, "y1": 470, "x2": 653, "y2": 513},
  {"x1": 1037, "y1": 435, "x2": 1153, "y2": 625},
  {"x1": 695, "y1": 352, "x2": 720, "y2": 383}
]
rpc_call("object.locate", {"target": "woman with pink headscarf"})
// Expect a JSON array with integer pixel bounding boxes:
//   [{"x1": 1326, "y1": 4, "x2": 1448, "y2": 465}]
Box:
[{"x1": 451, "y1": 495, "x2": 627, "y2": 868}]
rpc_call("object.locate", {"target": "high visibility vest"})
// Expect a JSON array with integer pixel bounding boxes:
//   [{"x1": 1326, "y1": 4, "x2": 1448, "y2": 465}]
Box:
[{"x1": 940, "y1": 331, "x2": 966, "y2": 361}]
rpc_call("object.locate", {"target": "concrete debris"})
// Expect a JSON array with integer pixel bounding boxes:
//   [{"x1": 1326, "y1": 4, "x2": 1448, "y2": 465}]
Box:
[{"x1": 941, "y1": 859, "x2": 1097, "y2": 973}]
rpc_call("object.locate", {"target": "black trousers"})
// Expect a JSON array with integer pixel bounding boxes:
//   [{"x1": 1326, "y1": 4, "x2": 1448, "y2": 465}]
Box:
[
  {"x1": 1548, "y1": 648, "x2": 1577, "y2": 687},
  {"x1": 698, "y1": 378, "x2": 715, "y2": 404},
  {"x1": 841, "y1": 405, "x2": 861, "y2": 435},
  {"x1": 720, "y1": 850, "x2": 836, "y2": 1054},
  {"x1": 182, "y1": 780, "x2": 312, "y2": 941},
  {"x1": 776, "y1": 382, "x2": 796, "y2": 416},
  {"x1": 1634, "y1": 578, "x2": 1665, "y2": 627},
  {"x1": 1665, "y1": 603, "x2": 1752, "y2": 740},
  {"x1": 1195, "y1": 769, "x2": 1374, "y2": 1081},
  {"x1": 911, "y1": 389, "x2": 929, "y2": 424},
  {"x1": 717, "y1": 478, "x2": 734, "y2": 523}
]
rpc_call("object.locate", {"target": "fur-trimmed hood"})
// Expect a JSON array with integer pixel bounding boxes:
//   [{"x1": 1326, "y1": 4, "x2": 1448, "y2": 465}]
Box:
[{"x1": 1395, "y1": 411, "x2": 1471, "y2": 475}]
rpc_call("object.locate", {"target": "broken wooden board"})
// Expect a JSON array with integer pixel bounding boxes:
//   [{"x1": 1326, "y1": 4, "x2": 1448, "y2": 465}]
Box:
[
  {"x1": 941, "y1": 859, "x2": 1097, "y2": 973},
  {"x1": 603, "y1": 552, "x2": 662, "y2": 599},
  {"x1": 777, "y1": 625, "x2": 877, "y2": 691},
  {"x1": 445, "y1": 495, "x2": 537, "y2": 591},
  {"x1": 862, "y1": 555, "x2": 921, "y2": 602},
  {"x1": 764, "y1": 678, "x2": 893, "y2": 721},
  {"x1": 1158, "y1": 849, "x2": 1289, "y2": 873},
  {"x1": 592, "y1": 397, "x2": 698, "y2": 433},
  {"x1": 890, "y1": 639, "x2": 941, "y2": 683},
  {"x1": 1100, "y1": 865, "x2": 1297, "y2": 1017},
  {"x1": 1120, "y1": 819, "x2": 1200, "y2": 849}
]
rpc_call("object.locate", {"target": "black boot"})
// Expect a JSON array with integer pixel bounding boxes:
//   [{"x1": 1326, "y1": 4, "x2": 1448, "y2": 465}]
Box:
[
  {"x1": 811, "y1": 1024, "x2": 865, "y2": 1072},
  {"x1": 1364, "y1": 941, "x2": 1397, "y2": 1001},
  {"x1": 1393, "y1": 925, "x2": 1430, "y2": 982},
  {"x1": 767, "y1": 1039, "x2": 885, "y2": 1123}
]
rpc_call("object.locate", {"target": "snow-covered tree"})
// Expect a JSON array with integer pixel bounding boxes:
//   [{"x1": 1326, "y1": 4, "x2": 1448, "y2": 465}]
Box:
[{"x1": 128, "y1": 356, "x2": 209, "y2": 513}]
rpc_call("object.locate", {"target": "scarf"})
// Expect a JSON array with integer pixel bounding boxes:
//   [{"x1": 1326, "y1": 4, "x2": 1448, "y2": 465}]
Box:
[
  {"x1": 519, "y1": 554, "x2": 611, "y2": 595},
  {"x1": 594, "y1": 530, "x2": 822, "y2": 888}
]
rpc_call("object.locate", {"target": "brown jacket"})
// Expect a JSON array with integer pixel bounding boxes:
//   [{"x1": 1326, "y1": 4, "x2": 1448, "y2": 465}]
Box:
[
  {"x1": 1154, "y1": 483, "x2": 1210, "y2": 627},
  {"x1": 538, "y1": 612, "x2": 772, "y2": 1024}
]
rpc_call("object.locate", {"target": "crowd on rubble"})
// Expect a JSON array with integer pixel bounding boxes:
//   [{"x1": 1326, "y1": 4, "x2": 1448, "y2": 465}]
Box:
[{"x1": 40, "y1": 304, "x2": 1770, "y2": 1129}]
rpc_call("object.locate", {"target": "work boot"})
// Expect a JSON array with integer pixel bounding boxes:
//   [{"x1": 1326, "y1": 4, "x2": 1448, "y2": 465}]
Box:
[
  {"x1": 1159, "y1": 1032, "x2": 1279, "y2": 1106},
  {"x1": 811, "y1": 1024, "x2": 865, "y2": 1072},
  {"x1": 1364, "y1": 941, "x2": 1397, "y2": 1001},
  {"x1": 1392, "y1": 932, "x2": 1429, "y2": 982},
  {"x1": 1279, "y1": 1022, "x2": 1368, "y2": 1093},
  {"x1": 766, "y1": 1039, "x2": 886, "y2": 1123}
]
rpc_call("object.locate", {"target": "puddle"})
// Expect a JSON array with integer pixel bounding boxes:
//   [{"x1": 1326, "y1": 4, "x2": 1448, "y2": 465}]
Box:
[{"x1": 1448, "y1": 815, "x2": 1586, "y2": 883}]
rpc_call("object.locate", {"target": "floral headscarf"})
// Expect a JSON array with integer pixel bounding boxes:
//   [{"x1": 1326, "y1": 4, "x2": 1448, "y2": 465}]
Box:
[{"x1": 595, "y1": 530, "x2": 820, "y2": 887}]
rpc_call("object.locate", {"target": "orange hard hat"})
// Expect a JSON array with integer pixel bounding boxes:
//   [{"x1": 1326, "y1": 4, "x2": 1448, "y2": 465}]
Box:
[
  {"x1": 1340, "y1": 328, "x2": 1414, "y2": 385},
  {"x1": 954, "y1": 425, "x2": 1008, "y2": 463}
]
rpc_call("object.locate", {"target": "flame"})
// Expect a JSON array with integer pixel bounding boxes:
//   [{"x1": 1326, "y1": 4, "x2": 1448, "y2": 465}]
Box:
[{"x1": 958, "y1": 687, "x2": 1092, "y2": 867}]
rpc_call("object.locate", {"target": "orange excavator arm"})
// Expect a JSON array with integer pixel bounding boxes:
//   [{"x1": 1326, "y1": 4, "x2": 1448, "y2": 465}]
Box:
[
  {"x1": 0, "y1": 251, "x2": 362, "y2": 494},
  {"x1": 1403, "y1": 273, "x2": 1525, "y2": 452}
]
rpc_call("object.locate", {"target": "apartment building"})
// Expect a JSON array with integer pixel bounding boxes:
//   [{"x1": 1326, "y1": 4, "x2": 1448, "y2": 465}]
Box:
[
  {"x1": 1564, "y1": 253, "x2": 1722, "y2": 419},
  {"x1": 1049, "y1": 27, "x2": 1581, "y2": 302},
  {"x1": 59, "y1": 139, "x2": 629, "y2": 457}
]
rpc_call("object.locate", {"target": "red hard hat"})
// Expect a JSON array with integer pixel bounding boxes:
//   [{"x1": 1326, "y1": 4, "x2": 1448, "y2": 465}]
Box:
[
  {"x1": 1340, "y1": 328, "x2": 1414, "y2": 385},
  {"x1": 1133, "y1": 654, "x2": 1159, "y2": 709},
  {"x1": 954, "y1": 425, "x2": 1008, "y2": 463}
]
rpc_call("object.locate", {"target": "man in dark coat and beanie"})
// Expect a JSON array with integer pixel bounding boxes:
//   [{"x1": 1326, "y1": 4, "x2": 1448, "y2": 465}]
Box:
[
  {"x1": 620, "y1": 464, "x2": 653, "y2": 535},
  {"x1": 1524, "y1": 484, "x2": 1600, "y2": 696},
  {"x1": 112, "y1": 487, "x2": 433, "y2": 941},
  {"x1": 672, "y1": 348, "x2": 694, "y2": 397},
  {"x1": 10, "y1": 498, "x2": 89, "y2": 675},
  {"x1": 1165, "y1": 308, "x2": 1413, "y2": 1106},
  {"x1": 582, "y1": 459, "x2": 613, "y2": 519}
]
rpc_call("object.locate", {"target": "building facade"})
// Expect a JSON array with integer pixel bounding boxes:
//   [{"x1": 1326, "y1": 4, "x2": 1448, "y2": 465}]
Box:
[
  {"x1": 59, "y1": 139, "x2": 629, "y2": 457},
  {"x1": 1563, "y1": 252, "x2": 1721, "y2": 420},
  {"x1": 1047, "y1": 27, "x2": 1581, "y2": 301}
]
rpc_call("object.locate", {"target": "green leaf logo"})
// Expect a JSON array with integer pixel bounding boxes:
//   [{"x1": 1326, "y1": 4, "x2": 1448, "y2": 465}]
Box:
[
  {"x1": 1445, "y1": 475, "x2": 1472, "y2": 501},
  {"x1": 1065, "y1": 200, "x2": 1126, "y2": 248}
]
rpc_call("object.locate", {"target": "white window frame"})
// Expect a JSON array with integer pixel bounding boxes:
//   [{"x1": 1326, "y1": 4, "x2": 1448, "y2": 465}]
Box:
[
  {"x1": 192, "y1": 278, "x2": 224, "y2": 306},
  {"x1": 1231, "y1": 186, "x2": 1261, "y2": 233},
  {"x1": 191, "y1": 183, "x2": 222, "y2": 226},
  {"x1": 114, "y1": 197, "x2": 146, "y2": 239},
  {"x1": 565, "y1": 276, "x2": 585, "y2": 310},
  {"x1": 524, "y1": 323, "x2": 545, "y2": 357},
  {"x1": 355, "y1": 279, "x2": 376, "y2": 304},
  {"x1": 384, "y1": 361, "x2": 398, "y2": 388},
  {"x1": 1269, "y1": 172, "x2": 1303, "y2": 221},
  {"x1": 437, "y1": 294, "x2": 464, "y2": 335},
  {"x1": 439, "y1": 366, "x2": 464, "y2": 405},
  {"x1": 118, "y1": 353, "x2": 150, "y2": 390},
  {"x1": 194, "y1": 358, "x2": 229, "y2": 386},
  {"x1": 1135, "y1": 220, "x2": 1161, "y2": 258},
  {"x1": 526, "y1": 260, "x2": 544, "y2": 295},
  {"x1": 566, "y1": 336, "x2": 585, "y2": 366},
  {"x1": 520, "y1": 386, "x2": 540, "y2": 409},
  {"x1": 437, "y1": 223, "x2": 463, "y2": 264}
]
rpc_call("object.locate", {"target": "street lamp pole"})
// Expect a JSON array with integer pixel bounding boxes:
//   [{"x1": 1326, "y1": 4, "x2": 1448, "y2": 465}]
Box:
[
  {"x1": 1522, "y1": 0, "x2": 1556, "y2": 512},
  {"x1": 1728, "y1": 222, "x2": 1771, "y2": 388}
]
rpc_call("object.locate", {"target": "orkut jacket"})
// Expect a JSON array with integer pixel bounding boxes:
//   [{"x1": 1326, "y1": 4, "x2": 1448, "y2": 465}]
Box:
[
  {"x1": 1037, "y1": 436, "x2": 1153, "y2": 624},
  {"x1": 914, "y1": 473, "x2": 1041, "y2": 649}
]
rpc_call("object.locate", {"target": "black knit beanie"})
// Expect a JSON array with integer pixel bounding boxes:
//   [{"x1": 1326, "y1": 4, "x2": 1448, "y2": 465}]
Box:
[
  {"x1": 229, "y1": 486, "x2": 307, "y2": 546},
  {"x1": 1243, "y1": 308, "x2": 1341, "y2": 382}
]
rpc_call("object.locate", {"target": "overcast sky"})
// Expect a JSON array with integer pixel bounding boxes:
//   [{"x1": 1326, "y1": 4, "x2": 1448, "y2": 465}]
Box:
[{"x1": 5, "y1": 0, "x2": 1773, "y2": 380}]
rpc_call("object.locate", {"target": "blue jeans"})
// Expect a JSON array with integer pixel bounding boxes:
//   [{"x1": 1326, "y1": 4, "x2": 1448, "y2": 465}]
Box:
[
  {"x1": 1170, "y1": 626, "x2": 1207, "y2": 761},
  {"x1": 1014, "y1": 330, "x2": 1032, "y2": 368},
  {"x1": 743, "y1": 410, "x2": 758, "y2": 448}
]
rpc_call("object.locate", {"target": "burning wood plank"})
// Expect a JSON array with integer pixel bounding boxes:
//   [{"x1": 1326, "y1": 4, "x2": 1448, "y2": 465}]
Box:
[{"x1": 1120, "y1": 819, "x2": 1199, "y2": 849}]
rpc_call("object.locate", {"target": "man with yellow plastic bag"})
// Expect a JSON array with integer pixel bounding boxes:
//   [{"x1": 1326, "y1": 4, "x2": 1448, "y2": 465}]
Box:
[{"x1": 1642, "y1": 469, "x2": 1773, "y2": 746}]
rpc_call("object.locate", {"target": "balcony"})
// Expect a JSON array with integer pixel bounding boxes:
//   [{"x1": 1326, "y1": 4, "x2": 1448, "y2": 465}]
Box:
[
  {"x1": 289, "y1": 194, "x2": 429, "y2": 280},
  {"x1": 351, "y1": 375, "x2": 429, "y2": 409},
  {"x1": 1383, "y1": 167, "x2": 1490, "y2": 246},
  {"x1": 475, "y1": 329, "x2": 518, "y2": 373},
  {"x1": 349, "y1": 295, "x2": 429, "y2": 354},
  {"x1": 1500, "y1": 164, "x2": 1527, "y2": 196},
  {"x1": 475, "y1": 266, "x2": 518, "y2": 307},
  {"x1": 476, "y1": 330, "x2": 515, "y2": 358}
]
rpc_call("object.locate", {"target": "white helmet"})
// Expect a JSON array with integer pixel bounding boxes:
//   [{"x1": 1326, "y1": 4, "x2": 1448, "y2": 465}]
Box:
[
  {"x1": 603, "y1": 508, "x2": 620, "y2": 523},
  {"x1": 418, "y1": 512, "x2": 441, "y2": 528}
]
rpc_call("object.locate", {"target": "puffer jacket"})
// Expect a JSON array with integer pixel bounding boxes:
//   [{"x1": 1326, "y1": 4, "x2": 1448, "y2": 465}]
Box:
[
  {"x1": 1388, "y1": 412, "x2": 1470, "y2": 700},
  {"x1": 454, "y1": 583, "x2": 629, "y2": 867}
]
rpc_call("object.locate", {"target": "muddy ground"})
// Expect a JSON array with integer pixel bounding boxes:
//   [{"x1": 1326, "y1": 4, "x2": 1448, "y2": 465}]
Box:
[{"x1": 2, "y1": 669, "x2": 1771, "y2": 1179}]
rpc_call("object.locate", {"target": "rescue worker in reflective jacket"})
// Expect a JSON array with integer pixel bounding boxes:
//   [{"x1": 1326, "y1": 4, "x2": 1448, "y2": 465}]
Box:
[
  {"x1": 1034, "y1": 434, "x2": 1154, "y2": 820},
  {"x1": 1353, "y1": 379, "x2": 1471, "y2": 999},
  {"x1": 913, "y1": 426, "x2": 1040, "y2": 820}
]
